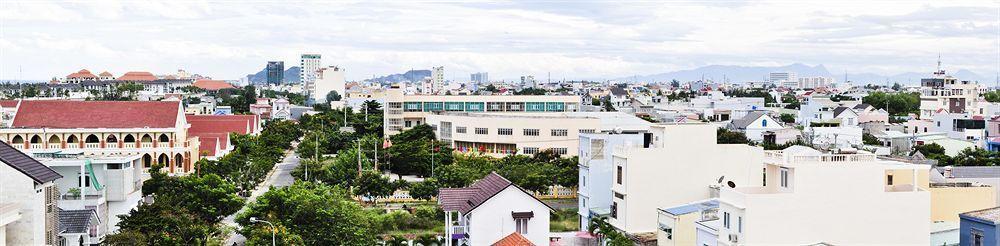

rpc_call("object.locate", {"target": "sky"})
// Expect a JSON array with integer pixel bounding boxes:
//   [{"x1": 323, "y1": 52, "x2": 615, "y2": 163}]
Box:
[{"x1": 1, "y1": 0, "x2": 999, "y2": 82}]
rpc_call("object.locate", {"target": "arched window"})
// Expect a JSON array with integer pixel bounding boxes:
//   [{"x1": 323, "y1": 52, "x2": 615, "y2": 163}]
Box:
[
  {"x1": 85, "y1": 134, "x2": 100, "y2": 143},
  {"x1": 123, "y1": 134, "x2": 135, "y2": 143},
  {"x1": 48, "y1": 135, "x2": 60, "y2": 143},
  {"x1": 66, "y1": 135, "x2": 79, "y2": 143},
  {"x1": 762, "y1": 119, "x2": 768, "y2": 127},
  {"x1": 11, "y1": 135, "x2": 23, "y2": 144},
  {"x1": 106, "y1": 135, "x2": 118, "y2": 143},
  {"x1": 142, "y1": 154, "x2": 152, "y2": 168},
  {"x1": 141, "y1": 134, "x2": 153, "y2": 143},
  {"x1": 158, "y1": 134, "x2": 169, "y2": 143},
  {"x1": 29, "y1": 135, "x2": 42, "y2": 143},
  {"x1": 157, "y1": 154, "x2": 169, "y2": 166},
  {"x1": 174, "y1": 153, "x2": 183, "y2": 170}
]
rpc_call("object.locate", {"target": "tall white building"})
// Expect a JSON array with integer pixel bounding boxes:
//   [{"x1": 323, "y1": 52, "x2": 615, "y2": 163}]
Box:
[
  {"x1": 768, "y1": 72, "x2": 797, "y2": 85},
  {"x1": 313, "y1": 66, "x2": 346, "y2": 104},
  {"x1": 300, "y1": 54, "x2": 322, "y2": 98},
  {"x1": 431, "y1": 66, "x2": 445, "y2": 94},
  {"x1": 471, "y1": 72, "x2": 489, "y2": 85},
  {"x1": 797, "y1": 77, "x2": 834, "y2": 89}
]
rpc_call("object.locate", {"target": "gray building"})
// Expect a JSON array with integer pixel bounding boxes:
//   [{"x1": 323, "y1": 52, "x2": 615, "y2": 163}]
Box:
[{"x1": 266, "y1": 61, "x2": 284, "y2": 85}]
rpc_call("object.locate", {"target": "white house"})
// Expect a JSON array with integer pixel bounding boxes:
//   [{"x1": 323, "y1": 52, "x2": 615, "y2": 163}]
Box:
[
  {"x1": 726, "y1": 111, "x2": 783, "y2": 142},
  {"x1": 0, "y1": 141, "x2": 62, "y2": 246},
  {"x1": 797, "y1": 96, "x2": 860, "y2": 126},
  {"x1": 438, "y1": 172, "x2": 553, "y2": 246},
  {"x1": 713, "y1": 146, "x2": 930, "y2": 245},
  {"x1": 608, "y1": 123, "x2": 764, "y2": 235}
]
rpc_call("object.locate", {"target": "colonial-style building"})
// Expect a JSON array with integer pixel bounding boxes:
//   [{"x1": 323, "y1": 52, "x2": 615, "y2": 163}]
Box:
[{"x1": 0, "y1": 100, "x2": 200, "y2": 174}]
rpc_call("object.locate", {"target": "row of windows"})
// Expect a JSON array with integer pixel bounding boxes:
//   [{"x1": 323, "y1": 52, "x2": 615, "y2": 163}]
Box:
[
  {"x1": 522, "y1": 147, "x2": 567, "y2": 155},
  {"x1": 462, "y1": 127, "x2": 573, "y2": 137},
  {"x1": 402, "y1": 101, "x2": 569, "y2": 112}
]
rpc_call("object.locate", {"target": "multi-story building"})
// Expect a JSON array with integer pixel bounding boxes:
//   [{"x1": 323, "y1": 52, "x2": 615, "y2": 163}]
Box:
[
  {"x1": 470, "y1": 72, "x2": 489, "y2": 85},
  {"x1": 425, "y1": 112, "x2": 649, "y2": 156},
  {"x1": 577, "y1": 133, "x2": 645, "y2": 230},
  {"x1": 919, "y1": 69, "x2": 988, "y2": 118},
  {"x1": 0, "y1": 141, "x2": 62, "y2": 246},
  {"x1": 266, "y1": 61, "x2": 284, "y2": 85},
  {"x1": 382, "y1": 86, "x2": 581, "y2": 135},
  {"x1": 300, "y1": 54, "x2": 322, "y2": 97},
  {"x1": 431, "y1": 66, "x2": 445, "y2": 94},
  {"x1": 0, "y1": 100, "x2": 200, "y2": 174},
  {"x1": 313, "y1": 66, "x2": 346, "y2": 104},
  {"x1": 713, "y1": 146, "x2": 930, "y2": 245},
  {"x1": 438, "y1": 172, "x2": 552, "y2": 246},
  {"x1": 768, "y1": 72, "x2": 796, "y2": 85},
  {"x1": 796, "y1": 76, "x2": 834, "y2": 89},
  {"x1": 607, "y1": 124, "x2": 764, "y2": 235},
  {"x1": 186, "y1": 114, "x2": 261, "y2": 160}
]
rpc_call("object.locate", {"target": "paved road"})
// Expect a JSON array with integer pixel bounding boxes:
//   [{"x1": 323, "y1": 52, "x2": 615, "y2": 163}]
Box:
[{"x1": 222, "y1": 149, "x2": 301, "y2": 245}]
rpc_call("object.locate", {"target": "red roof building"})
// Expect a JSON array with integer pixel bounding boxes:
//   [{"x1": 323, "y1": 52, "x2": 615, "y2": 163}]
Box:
[
  {"x1": 116, "y1": 71, "x2": 157, "y2": 81},
  {"x1": 185, "y1": 114, "x2": 260, "y2": 159},
  {"x1": 192, "y1": 80, "x2": 236, "y2": 91},
  {"x1": 492, "y1": 232, "x2": 535, "y2": 246},
  {"x1": 11, "y1": 101, "x2": 181, "y2": 129},
  {"x1": 66, "y1": 69, "x2": 97, "y2": 80}
]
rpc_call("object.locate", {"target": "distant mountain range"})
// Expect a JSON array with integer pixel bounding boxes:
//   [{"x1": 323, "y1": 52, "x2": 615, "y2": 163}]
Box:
[
  {"x1": 246, "y1": 66, "x2": 301, "y2": 84},
  {"x1": 367, "y1": 69, "x2": 431, "y2": 84},
  {"x1": 618, "y1": 63, "x2": 993, "y2": 85}
]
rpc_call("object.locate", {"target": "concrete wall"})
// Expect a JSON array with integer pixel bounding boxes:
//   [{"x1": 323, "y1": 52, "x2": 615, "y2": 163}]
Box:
[
  {"x1": 0, "y1": 164, "x2": 48, "y2": 246},
  {"x1": 930, "y1": 186, "x2": 996, "y2": 222}
]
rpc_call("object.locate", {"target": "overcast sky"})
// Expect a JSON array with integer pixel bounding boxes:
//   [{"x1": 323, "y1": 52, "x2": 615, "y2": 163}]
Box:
[{"x1": 1, "y1": 0, "x2": 998, "y2": 81}]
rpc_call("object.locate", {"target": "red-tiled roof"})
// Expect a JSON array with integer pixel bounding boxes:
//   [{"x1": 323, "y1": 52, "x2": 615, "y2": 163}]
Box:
[
  {"x1": 193, "y1": 80, "x2": 236, "y2": 91},
  {"x1": 196, "y1": 135, "x2": 223, "y2": 157},
  {"x1": 186, "y1": 115, "x2": 258, "y2": 134},
  {"x1": 492, "y1": 232, "x2": 534, "y2": 246},
  {"x1": 0, "y1": 100, "x2": 18, "y2": 108},
  {"x1": 98, "y1": 71, "x2": 113, "y2": 77},
  {"x1": 117, "y1": 71, "x2": 157, "y2": 81},
  {"x1": 67, "y1": 69, "x2": 97, "y2": 79},
  {"x1": 11, "y1": 101, "x2": 180, "y2": 129}
]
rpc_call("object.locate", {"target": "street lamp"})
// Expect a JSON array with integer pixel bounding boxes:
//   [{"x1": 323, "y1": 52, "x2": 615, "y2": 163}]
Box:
[{"x1": 249, "y1": 217, "x2": 276, "y2": 246}]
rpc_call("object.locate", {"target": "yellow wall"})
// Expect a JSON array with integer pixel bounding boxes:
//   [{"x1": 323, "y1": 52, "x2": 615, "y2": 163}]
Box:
[
  {"x1": 886, "y1": 169, "x2": 930, "y2": 188},
  {"x1": 657, "y1": 213, "x2": 698, "y2": 246},
  {"x1": 930, "y1": 186, "x2": 996, "y2": 222}
]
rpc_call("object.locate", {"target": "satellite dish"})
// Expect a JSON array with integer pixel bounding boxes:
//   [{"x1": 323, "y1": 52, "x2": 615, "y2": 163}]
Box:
[
  {"x1": 727, "y1": 181, "x2": 736, "y2": 188},
  {"x1": 717, "y1": 176, "x2": 725, "y2": 184}
]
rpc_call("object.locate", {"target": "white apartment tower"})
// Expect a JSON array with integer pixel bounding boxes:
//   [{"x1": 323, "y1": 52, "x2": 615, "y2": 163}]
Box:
[
  {"x1": 768, "y1": 72, "x2": 797, "y2": 85},
  {"x1": 300, "y1": 54, "x2": 322, "y2": 97},
  {"x1": 431, "y1": 66, "x2": 445, "y2": 94}
]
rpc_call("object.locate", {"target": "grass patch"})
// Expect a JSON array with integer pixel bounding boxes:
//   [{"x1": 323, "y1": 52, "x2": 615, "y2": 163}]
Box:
[{"x1": 550, "y1": 207, "x2": 580, "y2": 232}]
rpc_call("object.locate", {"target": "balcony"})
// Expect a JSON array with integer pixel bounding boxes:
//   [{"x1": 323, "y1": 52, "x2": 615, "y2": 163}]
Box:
[
  {"x1": 450, "y1": 225, "x2": 468, "y2": 239},
  {"x1": 12, "y1": 144, "x2": 23, "y2": 150},
  {"x1": 106, "y1": 142, "x2": 118, "y2": 148},
  {"x1": 66, "y1": 143, "x2": 79, "y2": 149},
  {"x1": 29, "y1": 143, "x2": 42, "y2": 149},
  {"x1": 140, "y1": 142, "x2": 153, "y2": 148},
  {"x1": 84, "y1": 143, "x2": 100, "y2": 149},
  {"x1": 123, "y1": 143, "x2": 136, "y2": 148},
  {"x1": 764, "y1": 150, "x2": 876, "y2": 166},
  {"x1": 48, "y1": 143, "x2": 61, "y2": 149},
  {"x1": 59, "y1": 192, "x2": 106, "y2": 210}
]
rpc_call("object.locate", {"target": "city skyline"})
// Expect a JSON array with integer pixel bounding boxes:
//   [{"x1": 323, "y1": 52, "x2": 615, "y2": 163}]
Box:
[{"x1": 1, "y1": 0, "x2": 998, "y2": 81}]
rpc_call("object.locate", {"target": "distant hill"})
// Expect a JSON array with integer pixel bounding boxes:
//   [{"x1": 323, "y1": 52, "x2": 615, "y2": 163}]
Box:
[
  {"x1": 246, "y1": 66, "x2": 301, "y2": 84},
  {"x1": 367, "y1": 69, "x2": 431, "y2": 84},
  {"x1": 619, "y1": 63, "x2": 992, "y2": 85}
]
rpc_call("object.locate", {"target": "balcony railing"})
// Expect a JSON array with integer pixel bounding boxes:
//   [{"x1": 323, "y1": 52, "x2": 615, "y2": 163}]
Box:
[
  {"x1": 84, "y1": 143, "x2": 100, "y2": 149},
  {"x1": 140, "y1": 142, "x2": 153, "y2": 148},
  {"x1": 450, "y1": 225, "x2": 468, "y2": 239},
  {"x1": 106, "y1": 142, "x2": 118, "y2": 148},
  {"x1": 65, "y1": 143, "x2": 79, "y2": 149},
  {"x1": 47, "y1": 143, "x2": 61, "y2": 149},
  {"x1": 764, "y1": 150, "x2": 876, "y2": 165},
  {"x1": 29, "y1": 143, "x2": 42, "y2": 149},
  {"x1": 123, "y1": 143, "x2": 135, "y2": 148},
  {"x1": 12, "y1": 144, "x2": 23, "y2": 150}
]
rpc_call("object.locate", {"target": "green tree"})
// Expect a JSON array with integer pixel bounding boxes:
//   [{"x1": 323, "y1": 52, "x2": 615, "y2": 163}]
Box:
[
  {"x1": 779, "y1": 113, "x2": 796, "y2": 124},
  {"x1": 236, "y1": 182, "x2": 379, "y2": 245},
  {"x1": 326, "y1": 90, "x2": 342, "y2": 102},
  {"x1": 716, "y1": 128, "x2": 749, "y2": 144},
  {"x1": 354, "y1": 170, "x2": 396, "y2": 200},
  {"x1": 408, "y1": 179, "x2": 440, "y2": 200},
  {"x1": 952, "y1": 147, "x2": 1000, "y2": 166},
  {"x1": 984, "y1": 91, "x2": 1000, "y2": 103},
  {"x1": 106, "y1": 203, "x2": 215, "y2": 245}
]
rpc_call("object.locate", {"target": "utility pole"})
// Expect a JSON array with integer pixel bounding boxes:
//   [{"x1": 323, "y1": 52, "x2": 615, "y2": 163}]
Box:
[
  {"x1": 357, "y1": 140, "x2": 362, "y2": 177},
  {"x1": 431, "y1": 140, "x2": 435, "y2": 177}
]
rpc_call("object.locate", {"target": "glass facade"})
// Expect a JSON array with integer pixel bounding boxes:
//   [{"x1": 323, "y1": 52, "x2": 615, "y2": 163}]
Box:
[
  {"x1": 526, "y1": 102, "x2": 546, "y2": 112},
  {"x1": 404, "y1": 102, "x2": 423, "y2": 112}
]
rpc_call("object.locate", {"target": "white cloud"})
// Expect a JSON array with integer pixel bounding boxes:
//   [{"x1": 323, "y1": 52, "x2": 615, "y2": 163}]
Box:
[{"x1": 0, "y1": 0, "x2": 998, "y2": 81}]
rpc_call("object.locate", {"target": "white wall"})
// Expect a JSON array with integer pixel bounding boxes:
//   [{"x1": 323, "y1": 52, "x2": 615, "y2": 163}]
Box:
[
  {"x1": 314, "y1": 67, "x2": 346, "y2": 104},
  {"x1": 468, "y1": 186, "x2": 550, "y2": 246},
  {"x1": 0, "y1": 164, "x2": 48, "y2": 246}
]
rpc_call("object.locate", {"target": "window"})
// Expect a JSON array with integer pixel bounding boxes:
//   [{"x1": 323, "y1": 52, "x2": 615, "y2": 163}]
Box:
[
  {"x1": 611, "y1": 202, "x2": 618, "y2": 219},
  {"x1": 579, "y1": 129, "x2": 596, "y2": 134},
  {"x1": 498, "y1": 128, "x2": 513, "y2": 135},
  {"x1": 762, "y1": 119, "x2": 768, "y2": 127},
  {"x1": 614, "y1": 192, "x2": 624, "y2": 199},
  {"x1": 108, "y1": 163, "x2": 122, "y2": 170},
  {"x1": 79, "y1": 173, "x2": 91, "y2": 187},
  {"x1": 616, "y1": 166, "x2": 623, "y2": 184},
  {"x1": 780, "y1": 167, "x2": 789, "y2": 188},
  {"x1": 405, "y1": 121, "x2": 412, "y2": 127},
  {"x1": 551, "y1": 129, "x2": 568, "y2": 136},
  {"x1": 972, "y1": 229, "x2": 984, "y2": 246},
  {"x1": 738, "y1": 216, "x2": 742, "y2": 233},
  {"x1": 523, "y1": 129, "x2": 540, "y2": 136},
  {"x1": 723, "y1": 212, "x2": 730, "y2": 229},
  {"x1": 523, "y1": 147, "x2": 539, "y2": 155},
  {"x1": 475, "y1": 128, "x2": 488, "y2": 135},
  {"x1": 582, "y1": 176, "x2": 586, "y2": 187},
  {"x1": 762, "y1": 167, "x2": 767, "y2": 186},
  {"x1": 887, "y1": 174, "x2": 894, "y2": 185},
  {"x1": 663, "y1": 227, "x2": 673, "y2": 239},
  {"x1": 515, "y1": 218, "x2": 529, "y2": 234},
  {"x1": 552, "y1": 148, "x2": 568, "y2": 155},
  {"x1": 456, "y1": 127, "x2": 467, "y2": 134}
]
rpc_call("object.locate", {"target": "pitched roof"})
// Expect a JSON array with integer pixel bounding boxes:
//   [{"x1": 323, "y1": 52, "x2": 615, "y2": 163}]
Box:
[
  {"x1": 729, "y1": 111, "x2": 770, "y2": 129},
  {"x1": 492, "y1": 232, "x2": 535, "y2": 246},
  {"x1": 0, "y1": 100, "x2": 18, "y2": 108},
  {"x1": 610, "y1": 87, "x2": 628, "y2": 96},
  {"x1": 833, "y1": 106, "x2": 855, "y2": 118},
  {"x1": 66, "y1": 69, "x2": 97, "y2": 79},
  {"x1": 59, "y1": 209, "x2": 98, "y2": 234},
  {"x1": 438, "y1": 172, "x2": 553, "y2": 214},
  {"x1": 98, "y1": 71, "x2": 113, "y2": 77},
  {"x1": 947, "y1": 166, "x2": 1000, "y2": 178},
  {"x1": 853, "y1": 103, "x2": 872, "y2": 111},
  {"x1": 0, "y1": 140, "x2": 61, "y2": 183},
  {"x1": 192, "y1": 80, "x2": 235, "y2": 91},
  {"x1": 116, "y1": 71, "x2": 156, "y2": 81},
  {"x1": 11, "y1": 101, "x2": 180, "y2": 129},
  {"x1": 186, "y1": 115, "x2": 256, "y2": 135}
]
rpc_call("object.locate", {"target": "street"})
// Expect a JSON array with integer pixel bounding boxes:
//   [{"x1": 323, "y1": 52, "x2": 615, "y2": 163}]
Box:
[{"x1": 222, "y1": 149, "x2": 301, "y2": 245}]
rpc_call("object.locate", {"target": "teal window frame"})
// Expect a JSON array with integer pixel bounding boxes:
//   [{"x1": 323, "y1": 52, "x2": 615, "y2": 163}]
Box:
[
  {"x1": 404, "y1": 102, "x2": 423, "y2": 112},
  {"x1": 545, "y1": 102, "x2": 565, "y2": 112},
  {"x1": 465, "y1": 102, "x2": 485, "y2": 112},
  {"x1": 423, "y1": 102, "x2": 444, "y2": 112},
  {"x1": 445, "y1": 102, "x2": 465, "y2": 111},
  {"x1": 526, "y1": 102, "x2": 546, "y2": 112}
]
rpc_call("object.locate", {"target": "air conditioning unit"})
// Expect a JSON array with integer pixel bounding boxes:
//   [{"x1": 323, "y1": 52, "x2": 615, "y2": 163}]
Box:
[{"x1": 729, "y1": 233, "x2": 739, "y2": 243}]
